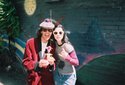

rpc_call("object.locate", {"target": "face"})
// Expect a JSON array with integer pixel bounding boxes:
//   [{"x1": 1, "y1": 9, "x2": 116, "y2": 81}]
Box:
[
  {"x1": 41, "y1": 28, "x2": 53, "y2": 42},
  {"x1": 53, "y1": 27, "x2": 64, "y2": 42}
]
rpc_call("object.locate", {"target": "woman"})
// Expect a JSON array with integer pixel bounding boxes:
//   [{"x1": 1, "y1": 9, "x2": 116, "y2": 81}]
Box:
[
  {"x1": 22, "y1": 18, "x2": 56, "y2": 85},
  {"x1": 53, "y1": 24, "x2": 79, "y2": 85}
]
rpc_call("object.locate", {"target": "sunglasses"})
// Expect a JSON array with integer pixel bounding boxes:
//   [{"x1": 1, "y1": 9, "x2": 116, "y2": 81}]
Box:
[
  {"x1": 53, "y1": 31, "x2": 63, "y2": 35},
  {"x1": 42, "y1": 29, "x2": 53, "y2": 32}
]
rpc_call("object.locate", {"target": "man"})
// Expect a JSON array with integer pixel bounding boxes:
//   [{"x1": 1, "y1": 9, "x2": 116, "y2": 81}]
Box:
[{"x1": 23, "y1": 18, "x2": 56, "y2": 85}]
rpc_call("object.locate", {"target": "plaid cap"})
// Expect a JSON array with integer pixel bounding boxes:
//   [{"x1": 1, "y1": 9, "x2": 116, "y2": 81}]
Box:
[{"x1": 39, "y1": 18, "x2": 55, "y2": 29}]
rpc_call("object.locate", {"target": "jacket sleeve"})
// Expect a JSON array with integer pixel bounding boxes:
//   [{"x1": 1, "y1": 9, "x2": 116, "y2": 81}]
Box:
[{"x1": 22, "y1": 40, "x2": 36, "y2": 71}]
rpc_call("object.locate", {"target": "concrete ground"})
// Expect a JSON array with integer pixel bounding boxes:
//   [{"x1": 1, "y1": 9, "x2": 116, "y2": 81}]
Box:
[{"x1": 0, "y1": 63, "x2": 27, "y2": 85}]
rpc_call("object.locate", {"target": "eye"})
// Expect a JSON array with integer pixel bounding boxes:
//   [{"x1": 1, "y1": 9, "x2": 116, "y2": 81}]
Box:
[
  {"x1": 59, "y1": 32, "x2": 62, "y2": 34},
  {"x1": 48, "y1": 29, "x2": 53, "y2": 32},
  {"x1": 54, "y1": 32, "x2": 58, "y2": 35},
  {"x1": 42, "y1": 29, "x2": 47, "y2": 32}
]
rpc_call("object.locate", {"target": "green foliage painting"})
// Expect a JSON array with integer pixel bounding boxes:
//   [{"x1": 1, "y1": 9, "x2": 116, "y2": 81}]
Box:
[{"x1": 0, "y1": 0, "x2": 21, "y2": 38}]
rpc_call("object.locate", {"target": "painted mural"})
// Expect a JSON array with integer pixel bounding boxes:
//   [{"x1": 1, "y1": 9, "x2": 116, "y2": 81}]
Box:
[{"x1": 0, "y1": 0, "x2": 125, "y2": 85}]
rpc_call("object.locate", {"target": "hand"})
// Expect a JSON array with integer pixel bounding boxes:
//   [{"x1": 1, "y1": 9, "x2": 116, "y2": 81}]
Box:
[
  {"x1": 58, "y1": 48, "x2": 68, "y2": 59},
  {"x1": 39, "y1": 59, "x2": 49, "y2": 68},
  {"x1": 47, "y1": 56, "x2": 55, "y2": 65}
]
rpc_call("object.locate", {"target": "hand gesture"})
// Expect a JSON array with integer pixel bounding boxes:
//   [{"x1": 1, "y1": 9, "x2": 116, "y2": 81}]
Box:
[
  {"x1": 39, "y1": 59, "x2": 49, "y2": 68},
  {"x1": 59, "y1": 48, "x2": 68, "y2": 59},
  {"x1": 47, "y1": 55, "x2": 55, "y2": 65}
]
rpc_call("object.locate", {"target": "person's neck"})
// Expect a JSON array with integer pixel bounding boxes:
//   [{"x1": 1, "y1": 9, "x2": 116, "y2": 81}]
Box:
[{"x1": 57, "y1": 41, "x2": 63, "y2": 46}]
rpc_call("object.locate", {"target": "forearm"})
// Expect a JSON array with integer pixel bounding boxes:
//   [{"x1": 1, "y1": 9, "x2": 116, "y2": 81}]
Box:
[
  {"x1": 65, "y1": 51, "x2": 79, "y2": 66},
  {"x1": 22, "y1": 57, "x2": 36, "y2": 71}
]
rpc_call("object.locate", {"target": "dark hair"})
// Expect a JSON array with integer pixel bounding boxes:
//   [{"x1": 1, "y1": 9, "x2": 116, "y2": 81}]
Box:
[
  {"x1": 53, "y1": 25, "x2": 69, "y2": 44},
  {"x1": 37, "y1": 18, "x2": 56, "y2": 38},
  {"x1": 37, "y1": 27, "x2": 43, "y2": 38}
]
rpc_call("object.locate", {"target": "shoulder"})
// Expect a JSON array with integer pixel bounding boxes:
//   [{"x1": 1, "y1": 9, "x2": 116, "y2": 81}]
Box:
[
  {"x1": 64, "y1": 43, "x2": 73, "y2": 48},
  {"x1": 27, "y1": 38, "x2": 34, "y2": 43},
  {"x1": 63, "y1": 43, "x2": 74, "y2": 53},
  {"x1": 26, "y1": 38, "x2": 37, "y2": 45}
]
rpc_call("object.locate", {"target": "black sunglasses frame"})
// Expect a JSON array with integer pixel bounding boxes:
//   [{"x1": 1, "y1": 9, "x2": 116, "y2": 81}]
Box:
[
  {"x1": 53, "y1": 31, "x2": 63, "y2": 35},
  {"x1": 42, "y1": 28, "x2": 53, "y2": 32}
]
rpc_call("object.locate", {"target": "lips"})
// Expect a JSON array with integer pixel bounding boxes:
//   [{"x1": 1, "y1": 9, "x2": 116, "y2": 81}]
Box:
[
  {"x1": 56, "y1": 36, "x2": 62, "y2": 40},
  {"x1": 45, "y1": 33, "x2": 50, "y2": 37}
]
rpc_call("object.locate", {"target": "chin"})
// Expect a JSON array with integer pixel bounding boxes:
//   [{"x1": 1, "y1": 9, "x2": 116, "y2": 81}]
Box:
[{"x1": 46, "y1": 37, "x2": 51, "y2": 41}]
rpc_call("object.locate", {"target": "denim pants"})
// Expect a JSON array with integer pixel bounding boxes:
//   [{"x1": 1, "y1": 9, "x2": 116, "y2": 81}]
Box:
[{"x1": 54, "y1": 70, "x2": 76, "y2": 85}]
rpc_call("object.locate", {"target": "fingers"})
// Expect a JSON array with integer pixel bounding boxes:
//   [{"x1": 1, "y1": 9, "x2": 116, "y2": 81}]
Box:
[
  {"x1": 58, "y1": 48, "x2": 68, "y2": 59},
  {"x1": 62, "y1": 48, "x2": 65, "y2": 51},
  {"x1": 58, "y1": 53, "x2": 62, "y2": 57},
  {"x1": 47, "y1": 56, "x2": 55, "y2": 61},
  {"x1": 58, "y1": 48, "x2": 65, "y2": 57},
  {"x1": 47, "y1": 57, "x2": 55, "y2": 65},
  {"x1": 39, "y1": 59, "x2": 49, "y2": 68},
  {"x1": 39, "y1": 57, "x2": 55, "y2": 67}
]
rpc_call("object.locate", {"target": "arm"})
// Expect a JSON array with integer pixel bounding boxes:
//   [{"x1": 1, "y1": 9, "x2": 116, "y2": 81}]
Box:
[
  {"x1": 65, "y1": 50, "x2": 79, "y2": 66},
  {"x1": 59, "y1": 43, "x2": 79, "y2": 66},
  {"x1": 22, "y1": 41, "x2": 36, "y2": 71}
]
